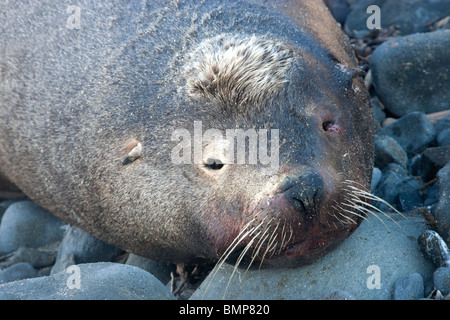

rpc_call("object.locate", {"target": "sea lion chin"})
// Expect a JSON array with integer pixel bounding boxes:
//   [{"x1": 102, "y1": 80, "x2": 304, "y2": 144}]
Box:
[{"x1": 0, "y1": 0, "x2": 374, "y2": 268}]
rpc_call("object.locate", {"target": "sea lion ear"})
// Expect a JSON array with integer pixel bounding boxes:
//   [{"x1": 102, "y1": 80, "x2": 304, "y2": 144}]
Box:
[
  {"x1": 335, "y1": 64, "x2": 366, "y2": 90},
  {"x1": 346, "y1": 67, "x2": 366, "y2": 80},
  {"x1": 122, "y1": 141, "x2": 142, "y2": 166},
  {"x1": 328, "y1": 53, "x2": 366, "y2": 84}
]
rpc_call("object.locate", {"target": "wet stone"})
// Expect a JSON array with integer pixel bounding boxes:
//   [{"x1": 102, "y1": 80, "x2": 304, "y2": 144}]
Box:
[
  {"x1": 393, "y1": 273, "x2": 424, "y2": 300},
  {"x1": 376, "y1": 112, "x2": 436, "y2": 156}
]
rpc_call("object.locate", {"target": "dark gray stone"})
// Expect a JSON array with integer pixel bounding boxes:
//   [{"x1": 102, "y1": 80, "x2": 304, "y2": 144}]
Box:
[
  {"x1": 0, "y1": 200, "x2": 65, "y2": 255},
  {"x1": 437, "y1": 128, "x2": 450, "y2": 147},
  {"x1": 324, "y1": 0, "x2": 350, "y2": 25},
  {"x1": 418, "y1": 230, "x2": 450, "y2": 268},
  {"x1": 0, "y1": 262, "x2": 37, "y2": 285},
  {"x1": 345, "y1": 0, "x2": 450, "y2": 36},
  {"x1": 435, "y1": 163, "x2": 450, "y2": 244},
  {"x1": 51, "y1": 226, "x2": 122, "y2": 275},
  {"x1": 0, "y1": 245, "x2": 58, "y2": 269},
  {"x1": 371, "y1": 167, "x2": 382, "y2": 192},
  {"x1": 0, "y1": 199, "x2": 21, "y2": 222},
  {"x1": 398, "y1": 190, "x2": 423, "y2": 212},
  {"x1": 125, "y1": 253, "x2": 175, "y2": 285},
  {"x1": 381, "y1": 0, "x2": 450, "y2": 35},
  {"x1": 422, "y1": 182, "x2": 440, "y2": 207},
  {"x1": 374, "y1": 135, "x2": 408, "y2": 169},
  {"x1": 371, "y1": 30, "x2": 450, "y2": 117},
  {"x1": 344, "y1": 0, "x2": 386, "y2": 36},
  {"x1": 433, "y1": 267, "x2": 450, "y2": 296},
  {"x1": 371, "y1": 97, "x2": 387, "y2": 125},
  {"x1": 374, "y1": 163, "x2": 421, "y2": 211},
  {"x1": 376, "y1": 112, "x2": 436, "y2": 156},
  {"x1": 0, "y1": 262, "x2": 176, "y2": 300},
  {"x1": 393, "y1": 273, "x2": 424, "y2": 300},
  {"x1": 435, "y1": 115, "x2": 450, "y2": 134},
  {"x1": 415, "y1": 147, "x2": 450, "y2": 182}
]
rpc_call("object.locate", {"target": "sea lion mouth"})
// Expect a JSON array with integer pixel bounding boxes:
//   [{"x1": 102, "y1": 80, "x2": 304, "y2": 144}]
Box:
[
  {"x1": 210, "y1": 179, "x2": 379, "y2": 269},
  {"x1": 224, "y1": 225, "x2": 354, "y2": 269}
]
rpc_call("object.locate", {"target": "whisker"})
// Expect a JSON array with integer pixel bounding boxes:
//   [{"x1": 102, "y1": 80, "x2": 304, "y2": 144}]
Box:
[
  {"x1": 345, "y1": 194, "x2": 404, "y2": 230},
  {"x1": 223, "y1": 231, "x2": 261, "y2": 299},
  {"x1": 245, "y1": 230, "x2": 271, "y2": 277},
  {"x1": 342, "y1": 180, "x2": 407, "y2": 219},
  {"x1": 201, "y1": 217, "x2": 263, "y2": 299},
  {"x1": 278, "y1": 223, "x2": 287, "y2": 255},
  {"x1": 259, "y1": 223, "x2": 280, "y2": 269},
  {"x1": 350, "y1": 189, "x2": 407, "y2": 221},
  {"x1": 331, "y1": 204, "x2": 358, "y2": 225},
  {"x1": 335, "y1": 203, "x2": 367, "y2": 221}
]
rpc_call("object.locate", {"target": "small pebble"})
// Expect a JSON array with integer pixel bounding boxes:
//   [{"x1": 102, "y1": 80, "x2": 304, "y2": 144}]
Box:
[
  {"x1": 433, "y1": 267, "x2": 450, "y2": 296},
  {"x1": 376, "y1": 112, "x2": 436, "y2": 156},
  {"x1": 0, "y1": 200, "x2": 65, "y2": 255},
  {"x1": 0, "y1": 262, "x2": 37, "y2": 285},
  {"x1": 51, "y1": 226, "x2": 122, "y2": 275},
  {"x1": 418, "y1": 230, "x2": 450, "y2": 268},
  {"x1": 435, "y1": 163, "x2": 450, "y2": 244},
  {"x1": 437, "y1": 128, "x2": 450, "y2": 147},
  {"x1": 374, "y1": 135, "x2": 408, "y2": 169},
  {"x1": 393, "y1": 273, "x2": 424, "y2": 300},
  {"x1": 125, "y1": 253, "x2": 176, "y2": 285}
]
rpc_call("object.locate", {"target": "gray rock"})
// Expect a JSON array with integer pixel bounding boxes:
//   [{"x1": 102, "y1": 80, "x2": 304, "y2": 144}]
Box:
[
  {"x1": 0, "y1": 262, "x2": 37, "y2": 285},
  {"x1": 0, "y1": 245, "x2": 58, "y2": 269},
  {"x1": 371, "y1": 97, "x2": 386, "y2": 125},
  {"x1": 324, "y1": 0, "x2": 350, "y2": 25},
  {"x1": 0, "y1": 200, "x2": 65, "y2": 255},
  {"x1": 374, "y1": 135, "x2": 408, "y2": 169},
  {"x1": 380, "y1": 0, "x2": 450, "y2": 35},
  {"x1": 433, "y1": 267, "x2": 450, "y2": 296},
  {"x1": 437, "y1": 128, "x2": 450, "y2": 147},
  {"x1": 415, "y1": 146, "x2": 450, "y2": 182},
  {"x1": 0, "y1": 199, "x2": 21, "y2": 221},
  {"x1": 0, "y1": 262, "x2": 176, "y2": 300},
  {"x1": 435, "y1": 115, "x2": 450, "y2": 134},
  {"x1": 418, "y1": 230, "x2": 450, "y2": 268},
  {"x1": 371, "y1": 167, "x2": 382, "y2": 192},
  {"x1": 371, "y1": 30, "x2": 450, "y2": 117},
  {"x1": 51, "y1": 226, "x2": 122, "y2": 275},
  {"x1": 376, "y1": 112, "x2": 436, "y2": 156},
  {"x1": 423, "y1": 182, "x2": 440, "y2": 207},
  {"x1": 435, "y1": 162, "x2": 450, "y2": 244},
  {"x1": 374, "y1": 163, "x2": 422, "y2": 211},
  {"x1": 398, "y1": 190, "x2": 423, "y2": 212},
  {"x1": 393, "y1": 273, "x2": 424, "y2": 300},
  {"x1": 345, "y1": 0, "x2": 450, "y2": 36},
  {"x1": 125, "y1": 253, "x2": 175, "y2": 285},
  {"x1": 191, "y1": 212, "x2": 435, "y2": 300},
  {"x1": 344, "y1": 0, "x2": 386, "y2": 36}
]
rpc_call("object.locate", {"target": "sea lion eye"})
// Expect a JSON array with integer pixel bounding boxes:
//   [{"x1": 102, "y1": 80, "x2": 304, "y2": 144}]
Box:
[
  {"x1": 122, "y1": 142, "x2": 142, "y2": 165},
  {"x1": 322, "y1": 121, "x2": 342, "y2": 134},
  {"x1": 204, "y1": 159, "x2": 224, "y2": 170}
]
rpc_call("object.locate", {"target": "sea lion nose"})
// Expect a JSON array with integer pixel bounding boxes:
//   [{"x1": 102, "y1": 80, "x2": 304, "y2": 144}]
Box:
[{"x1": 282, "y1": 172, "x2": 324, "y2": 215}]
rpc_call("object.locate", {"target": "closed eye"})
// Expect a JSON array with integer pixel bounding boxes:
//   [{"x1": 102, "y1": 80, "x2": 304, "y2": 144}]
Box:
[
  {"x1": 322, "y1": 121, "x2": 342, "y2": 134},
  {"x1": 204, "y1": 159, "x2": 224, "y2": 170}
]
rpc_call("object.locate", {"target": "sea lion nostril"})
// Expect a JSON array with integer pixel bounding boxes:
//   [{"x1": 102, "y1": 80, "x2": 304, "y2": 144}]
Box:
[{"x1": 283, "y1": 174, "x2": 324, "y2": 213}]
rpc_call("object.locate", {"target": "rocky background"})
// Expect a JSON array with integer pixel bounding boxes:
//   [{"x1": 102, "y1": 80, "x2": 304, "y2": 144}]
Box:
[{"x1": 0, "y1": 0, "x2": 449, "y2": 300}]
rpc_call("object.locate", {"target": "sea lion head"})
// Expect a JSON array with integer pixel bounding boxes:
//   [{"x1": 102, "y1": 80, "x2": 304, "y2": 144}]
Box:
[{"x1": 164, "y1": 34, "x2": 373, "y2": 268}]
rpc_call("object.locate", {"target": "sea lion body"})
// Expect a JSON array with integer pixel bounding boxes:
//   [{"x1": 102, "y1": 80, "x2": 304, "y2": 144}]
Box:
[{"x1": 0, "y1": 1, "x2": 373, "y2": 267}]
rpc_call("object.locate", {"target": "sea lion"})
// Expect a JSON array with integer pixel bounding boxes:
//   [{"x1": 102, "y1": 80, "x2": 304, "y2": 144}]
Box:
[{"x1": 0, "y1": 0, "x2": 373, "y2": 268}]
